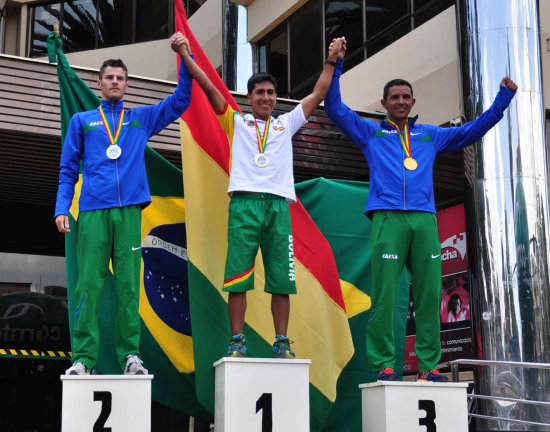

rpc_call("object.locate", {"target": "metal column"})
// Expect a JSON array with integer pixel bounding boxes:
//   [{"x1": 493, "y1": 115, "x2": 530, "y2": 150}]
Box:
[
  {"x1": 456, "y1": 0, "x2": 550, "y2": 429},
  {"x1": 222, "y1": 0, "x2": 252, "y2": 93}
]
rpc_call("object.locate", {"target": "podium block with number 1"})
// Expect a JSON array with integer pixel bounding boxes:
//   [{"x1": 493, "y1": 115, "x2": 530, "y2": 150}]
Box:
[
  {"x1": 214, "y1": 357, "x2": 311, "y2": 432},
  {"x1": 61, "y1": 375, "x2": 153, "y2": 432}
]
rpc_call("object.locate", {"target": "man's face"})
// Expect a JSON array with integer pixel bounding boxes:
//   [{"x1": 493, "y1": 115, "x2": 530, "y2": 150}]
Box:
[
  {"x1": 381, "y1": 85, "x2": 415, "y2": 123},
  {"x1": 247, "y1": 81, "x2": 277, "y2": 120},
  {"x1": 98, "y1": 66, "x2": 128, "y2": 102}
]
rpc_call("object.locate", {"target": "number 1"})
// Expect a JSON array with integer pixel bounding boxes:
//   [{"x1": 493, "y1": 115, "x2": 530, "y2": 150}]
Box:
[{"x1": 256, "y1": 393, "x2": 273, "y2": 432}]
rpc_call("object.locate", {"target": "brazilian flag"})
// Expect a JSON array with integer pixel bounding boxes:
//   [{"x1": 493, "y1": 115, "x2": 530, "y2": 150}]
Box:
[
  {"x1": 295, "y1": 178, "x2": 410, "y2": 432},
  {"x1": 47, "y1": 31, "x2": 209, "y2": 419}
]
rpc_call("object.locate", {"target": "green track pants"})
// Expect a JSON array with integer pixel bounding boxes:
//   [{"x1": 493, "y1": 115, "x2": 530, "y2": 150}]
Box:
[
  {"x1": 367, "y1": 210, "x2": 442, "y2": 372},
  {"x1": 72, "y1": 205, "x2": 142, "y2": 371}
]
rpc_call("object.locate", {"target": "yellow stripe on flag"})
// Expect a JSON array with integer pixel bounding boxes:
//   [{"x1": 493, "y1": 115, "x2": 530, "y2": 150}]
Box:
[{"x1": 340, "y1": 279, "x2": 371, "y2": 319}]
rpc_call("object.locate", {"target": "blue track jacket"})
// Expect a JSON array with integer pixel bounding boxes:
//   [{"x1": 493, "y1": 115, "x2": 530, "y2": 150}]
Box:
[
  {"x1": 54, "y1": 60, "x2": 193, "y2": 217},
  {"x1": 325, "y1": 58, "x2": 515, "y2": 216}
]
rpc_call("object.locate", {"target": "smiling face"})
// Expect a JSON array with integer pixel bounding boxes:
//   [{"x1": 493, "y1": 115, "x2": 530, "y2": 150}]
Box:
[
  {"x1": 97, "y1": 66, "x2": 128, "y2": 102},
  {"x1": 381, "y1": 85, "x2": 416, "y2": 125},
  {"x1": 247, "y1": 81, "x2": 277, "y2": 121}
]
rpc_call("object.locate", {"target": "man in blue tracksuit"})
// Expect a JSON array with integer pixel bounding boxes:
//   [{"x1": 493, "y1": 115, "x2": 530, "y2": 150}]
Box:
[
  {"x1": 55, "y1": 33, "x2": 192, "y2": 375},
  {"x1": 324, "y1": 37, "x2": 517, "y2": 382}
]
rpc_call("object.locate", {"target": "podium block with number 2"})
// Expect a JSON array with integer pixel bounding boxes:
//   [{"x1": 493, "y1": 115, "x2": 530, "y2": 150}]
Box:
[
  {"x1": 360, "y1": 381, "x2": 468, "y2": 432},
  {"x1": 61, "y1": 375, "x2": 153, "y2": 432},
  {"x1": 214, "y1": 357, "x2": 311, "y2": 432}
]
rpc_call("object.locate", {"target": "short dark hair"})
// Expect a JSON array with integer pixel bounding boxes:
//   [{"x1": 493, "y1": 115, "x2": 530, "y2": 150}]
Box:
[
  {"x1": 247, "y1": 72, "x2": 277, "y2": 95},
  {"x1": 383, "y1": 79, "x2": 413, "y2": 100},
  {"x1": 99, "y1": 59, "x2": 128, "y2": 80}
]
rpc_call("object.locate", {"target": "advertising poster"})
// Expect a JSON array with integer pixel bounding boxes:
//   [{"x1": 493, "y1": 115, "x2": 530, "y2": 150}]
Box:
[{"x1": 404, "y1": 203, "x2": 474, "y2": 373}]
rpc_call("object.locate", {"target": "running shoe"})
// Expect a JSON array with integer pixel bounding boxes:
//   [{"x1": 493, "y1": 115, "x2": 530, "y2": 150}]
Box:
[
  {"x1": 272, "y1": 335, "x2": 295, "y2": 359},
  {"x1": 227, "y1": 334, "x2": 247, "y2": 357},
  {"x1": 377, "y1": 367, "x2": 399, "y2": 381},
  {"x1": 65, "y1": 362, "x2": 89, "y2": 375},
  {"x1": 124, "y1": 354, "x2": 148, "y2": 375},
  {"x1": 416, "y1": 369, "x2": 449, "y2": 382}
]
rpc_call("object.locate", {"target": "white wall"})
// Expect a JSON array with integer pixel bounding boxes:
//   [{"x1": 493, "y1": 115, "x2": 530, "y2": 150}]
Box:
[{"x1": 337, "y1": 7, "x2": 460, "y2": 126}]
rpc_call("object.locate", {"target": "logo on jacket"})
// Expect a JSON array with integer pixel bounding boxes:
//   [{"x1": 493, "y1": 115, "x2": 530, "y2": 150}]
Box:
[
  {"x1": 273, "y1": 125, "x2": 285, "y2": 131},
  {"x1": 382, "y1": 253, "x2": 399, "y2": 260},
  {"x1": 247, "y1": 120, "x2": 255, "y2": 127},
  {"x1": 89, "y1": 121, "x2": 103, "y2": 126}
]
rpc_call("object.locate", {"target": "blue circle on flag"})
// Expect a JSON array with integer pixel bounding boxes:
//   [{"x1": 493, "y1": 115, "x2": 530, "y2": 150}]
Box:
[{"x1": 142, "y1": 223, "x2": 191, "y2": 335}]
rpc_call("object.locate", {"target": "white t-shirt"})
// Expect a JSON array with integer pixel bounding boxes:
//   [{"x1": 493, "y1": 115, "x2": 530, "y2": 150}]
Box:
[{"x1": 216, "y1": 103, "x2": 307, "y2": 203}]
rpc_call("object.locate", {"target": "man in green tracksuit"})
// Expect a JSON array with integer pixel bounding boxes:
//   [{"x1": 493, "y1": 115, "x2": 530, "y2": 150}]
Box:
[
  {"x1": 55, "y1": 34, "x2": 192, "y2": 375},
  {"x1": 325, "y1": 38, "x2": 517, "y2": 381}
]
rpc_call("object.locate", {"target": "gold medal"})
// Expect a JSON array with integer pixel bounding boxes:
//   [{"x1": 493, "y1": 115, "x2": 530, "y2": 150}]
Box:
[
  {"x1": 254, "y1": 153, "x2": 269, "y2": 168},
  {"x1": 403, "y1": 157, "x2": 417, "y2": 170}
]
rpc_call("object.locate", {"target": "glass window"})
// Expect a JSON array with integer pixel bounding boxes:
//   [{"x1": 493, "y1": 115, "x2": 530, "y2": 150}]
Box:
[
  {"x1": 325, "y1": 0, "x2": 363, "y2": 56},
  {"x1": 366, "y1": 19, "x2": 410, "y2": 57},
  {"x1": 97, "y1": 0, "x2": 133, "y2": 47},
  {"x1": 62, "y1": 0, "x2": 97, "y2": 52},
  {"x1": 29, "y1": 2, "x2": 61, "y2": 58},
  {"x1": 413, "y1": 0, "x2": 453, "y2": 27},
  {"x1": 258, "y1": 26, "x2": 288, "y2": 97},
  {"x1": 289, "y1": 0, "x2": 323, "y2": 92},
  {"x1": 186, "y1": 0, "x2": 206, "y2": 17},
  {"x1": 365, "y1": 0, "x2": 408, "y2": 39},
  {"x1": 136, "y1": 0, "x2": 169, "y2": 42}
]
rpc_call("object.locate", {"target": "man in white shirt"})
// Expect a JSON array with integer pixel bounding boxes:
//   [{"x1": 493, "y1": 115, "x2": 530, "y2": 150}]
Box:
[{"x1": 177, "y1": 34, "x2": 346, "y2": 358}]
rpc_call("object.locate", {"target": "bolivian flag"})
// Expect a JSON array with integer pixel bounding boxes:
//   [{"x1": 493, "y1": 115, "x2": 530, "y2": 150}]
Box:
[{"x1": 175, "y1": 3, "x2": 355, "y2": 429}]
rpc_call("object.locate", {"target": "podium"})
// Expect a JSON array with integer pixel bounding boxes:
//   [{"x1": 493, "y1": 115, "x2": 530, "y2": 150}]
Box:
[
  {"x1": 61, "y1": 375, "x2": 153, "y2": 432},
  {"x1": 214, "y1": 357, "x2": 311, "y2": 432},
  {"x1": 360, "y1": 381, "x2": 468, "y2": 432}
]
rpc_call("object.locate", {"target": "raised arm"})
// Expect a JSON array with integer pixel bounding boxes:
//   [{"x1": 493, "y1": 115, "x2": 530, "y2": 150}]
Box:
[
  {"x1": 172, "y1": 32, "x2": 226, "y2": 113},
  {"x1": 300, "y1": 37, "x2": 346, "y2": 119}
]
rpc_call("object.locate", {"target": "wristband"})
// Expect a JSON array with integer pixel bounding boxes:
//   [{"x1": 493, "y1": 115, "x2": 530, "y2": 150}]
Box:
[{"x1": 325, "y1": 59, "x2": 338, "y2": 67}]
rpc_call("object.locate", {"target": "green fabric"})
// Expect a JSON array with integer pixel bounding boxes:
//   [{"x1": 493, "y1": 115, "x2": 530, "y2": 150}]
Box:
[
  {"x1": 224, "y1": 194, "x2": 295, "y2": 294},
  {"x1": 73, "y1": 206, "x2": 142, "y2": 371},
  {"x1": 294, "y1": 178, "x2": 410, "y2": 432},
  {"x1": 368, "y1": 210, "x2": 442, "y2": 371},
  {"x1": 47, "y1": 30, "x2": 209, "y2": 419}
]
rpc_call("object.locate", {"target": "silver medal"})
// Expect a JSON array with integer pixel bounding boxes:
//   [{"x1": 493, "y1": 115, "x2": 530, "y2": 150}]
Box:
[
  {"x1": 254, "y1": 153, "x2": 269, "y2": 168},
  {"x1": 106, "y1": 145, "x2": 122, "y2": 160}
]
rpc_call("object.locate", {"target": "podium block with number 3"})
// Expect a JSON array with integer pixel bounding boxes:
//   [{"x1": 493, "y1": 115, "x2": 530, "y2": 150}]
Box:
[
  {"x1": 360, "y1": 381, "x2": 468, "y2": 432},
  {"x1": 61, "y1": 375, "x2": 153, "y2": 432},
  {"x1": 214, "y1": 357, "x2": 311, "y2": 432}
]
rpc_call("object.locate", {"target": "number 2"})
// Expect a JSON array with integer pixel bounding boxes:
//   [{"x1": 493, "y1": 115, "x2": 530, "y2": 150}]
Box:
[{"x1": 93, "y1": 391, "x2": 112, "y2": 432}]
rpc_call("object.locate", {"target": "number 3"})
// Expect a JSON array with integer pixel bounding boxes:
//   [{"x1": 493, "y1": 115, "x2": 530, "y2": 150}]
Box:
[{"x1": 419, "y1": 399, "x2": 436, "y2": 431}]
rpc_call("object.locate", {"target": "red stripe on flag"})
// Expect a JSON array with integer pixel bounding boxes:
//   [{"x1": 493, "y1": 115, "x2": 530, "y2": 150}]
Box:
[
  {"x1": 175, "y1": 2, "x2": 239, "y2": 174},
  {"x1": 290, "y1": 202, "x2": 346, "y2": 310}
]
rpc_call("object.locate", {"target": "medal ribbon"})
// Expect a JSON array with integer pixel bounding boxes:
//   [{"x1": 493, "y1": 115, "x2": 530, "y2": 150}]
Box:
[
  {"x1": 387, "y1": 118, "x2": 411, "y2": 159},
  {"x1": 254, "y1": 117, "x2": 271, "y2": 154},
  {"x1": 98, "y1": 105, "x2": 125, "y2": 146}
]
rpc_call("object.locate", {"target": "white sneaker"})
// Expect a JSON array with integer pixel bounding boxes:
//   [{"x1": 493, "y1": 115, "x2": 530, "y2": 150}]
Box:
[
  {"x1": 124, "y1": 355, "x2": 148, "y2": 375},
  {"x1": 65, "y1": 362, "x2": 89, "y2": 375}
]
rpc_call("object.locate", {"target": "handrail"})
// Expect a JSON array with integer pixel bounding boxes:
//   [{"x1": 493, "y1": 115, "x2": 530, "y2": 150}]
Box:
[{"x1": 444, "y1": 358, "x2": 550, "y2": 428}]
